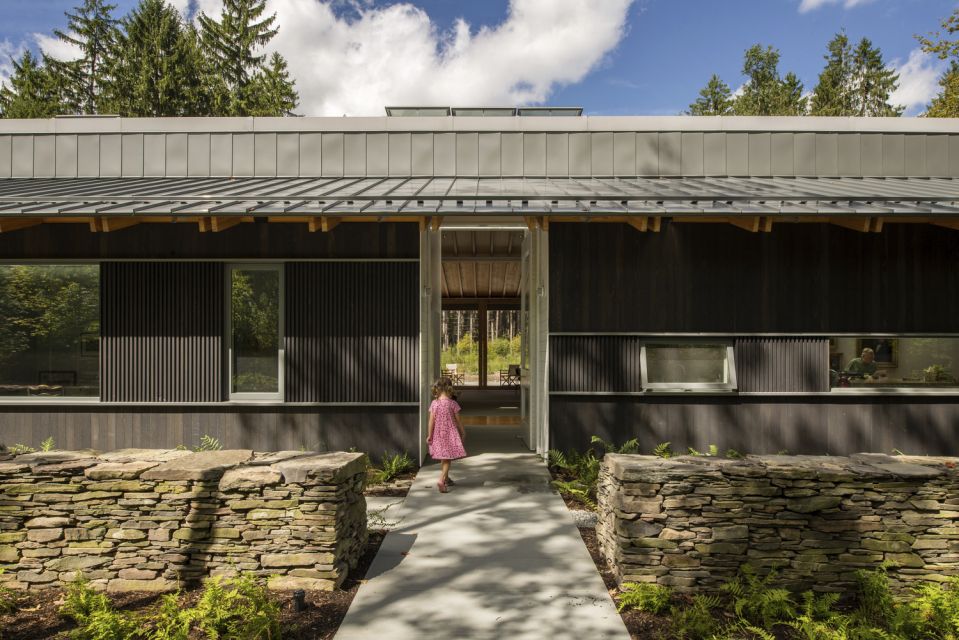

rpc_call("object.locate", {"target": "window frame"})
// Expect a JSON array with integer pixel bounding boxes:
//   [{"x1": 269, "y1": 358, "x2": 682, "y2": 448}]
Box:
[
  {"x1": 640, "y1": 339, "x2": 738, "y2": 392},
  {"x1": 225, "y1": 263, "x2": 285, "y2": 402},
  {"x1": 0, "y1": 262, "x2": 102, "y2": 402}
]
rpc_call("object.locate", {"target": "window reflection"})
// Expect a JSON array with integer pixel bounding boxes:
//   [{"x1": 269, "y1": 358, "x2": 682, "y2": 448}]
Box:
[
  {"x1": 231, "y1": 267, "x2": 280, "y2": 395},
  {"x1": 642, "y1": 343, "x2": 736, "y2": 390},
  {"x1": 0, "y1": 265, "x2": 100, "y2": 397},
  {"x1": 830, "y1": 337, "x2": 959, "y2": 388}
]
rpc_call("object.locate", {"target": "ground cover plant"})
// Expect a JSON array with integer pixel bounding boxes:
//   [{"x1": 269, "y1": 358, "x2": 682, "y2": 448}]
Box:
[
  {"x1": 547, "y1": 436, "x2": 639, "y2": 509},
  {"x1": 613, "y1": 565, "x2": 959, "y2": 640}
]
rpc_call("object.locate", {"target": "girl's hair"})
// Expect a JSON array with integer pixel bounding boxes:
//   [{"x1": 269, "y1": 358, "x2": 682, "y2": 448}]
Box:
[{"x1": 432, "y1": 376, "x2": 457, "y2": 399}]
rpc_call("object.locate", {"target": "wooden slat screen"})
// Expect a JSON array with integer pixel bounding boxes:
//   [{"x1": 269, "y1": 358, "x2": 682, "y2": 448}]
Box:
[
  {"x1": 549, "y1": 335, "x2": 644, "y2": 393},
  {"x1": 735, "y1": 337, "x2": 830, "y2": 393}
]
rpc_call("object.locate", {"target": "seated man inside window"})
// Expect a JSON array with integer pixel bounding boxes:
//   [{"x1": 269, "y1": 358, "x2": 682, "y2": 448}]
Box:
[{"x1": 846, "y1": 348, "x2": 886, "y2": 383}]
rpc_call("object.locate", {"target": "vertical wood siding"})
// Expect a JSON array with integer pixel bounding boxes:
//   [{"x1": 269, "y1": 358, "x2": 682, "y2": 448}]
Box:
[
  {"x1": 285, "y1": 262, "x2": 418, "y2": 403},
  {"x1": 734, "y1": 337, "x2": 830, "y2": 393},
  {"x1": 549, "y1": 335, "x2": 644, "y2": 393},
  {"x1": 101, "y1": 262, "x2": 224, "y2": 402}
]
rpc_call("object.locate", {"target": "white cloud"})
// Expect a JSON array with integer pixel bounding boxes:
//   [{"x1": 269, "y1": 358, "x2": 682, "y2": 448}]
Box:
[
  {"x1": 33, "y1": 32, "x2": 82, "y2": 62},
  {"x1": 798, "y1": 0, "x2": 875, "y2": 13},
  {"x1": 261, "y1": 0, "x2": 634, "y2": 116},
  {"x1": 890, "y1": 48, "x2": 947, "y2": 116}
]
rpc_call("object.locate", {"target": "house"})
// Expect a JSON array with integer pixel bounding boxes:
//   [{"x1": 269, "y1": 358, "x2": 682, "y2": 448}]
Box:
[{"x1": 0, "y1": 111, "x2": 957, "y2": 459}]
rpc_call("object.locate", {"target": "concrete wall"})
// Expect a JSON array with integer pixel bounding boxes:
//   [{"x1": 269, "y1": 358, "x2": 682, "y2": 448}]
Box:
[
  {"x1": 0, "y1": 449, "x2": 368, "y2": 592},
  {"x1": 1, "y1": 116, "x2": 958, "y2": 178},
  {"x1": 598, "y1": 453, "x2": 959, "y2": 593}
]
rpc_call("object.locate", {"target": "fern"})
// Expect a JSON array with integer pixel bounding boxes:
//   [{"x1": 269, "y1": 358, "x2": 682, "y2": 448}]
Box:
[
  {"x1": 194, "y1": 434, "x2": 222, "y2": 452},
  {"x1": 370, "y1": 451, "x2": 415, "y2": 485},
  {"x1": 0, "y1": 570, "x2": 17, "y2": 615},
  {"x1": 721, "y1": 565, "x2": 796, "y2": 629},
  {"x1": 39, "y1": 436, "x2": 55, "y2": 452},
  {"x1": 589, "y1": 435, "x2": 640, "y2": 454},
  {"x1": 617, "y1": 582, "x2": 671, "y2": 614},
  {"x1": 653, "y1": 442, "x2": 673, "y2": 459},
  {"x1": 671, "y1": 594, "x2": 722, "y2": 640},
  {"x1": 7, "y1": 443, "x2": 35, "y2": 455},
  {"x1": 726, "y1": 449, "x2": 744, "y2": 459},
  {"x1": 688, "y1": 444, "x2": 719, "y2": 457}
]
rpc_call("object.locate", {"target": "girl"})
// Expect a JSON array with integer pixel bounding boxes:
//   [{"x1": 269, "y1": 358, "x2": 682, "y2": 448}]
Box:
[{"x1": 427, "y1": 377, "x2": 467, "y2": 493}]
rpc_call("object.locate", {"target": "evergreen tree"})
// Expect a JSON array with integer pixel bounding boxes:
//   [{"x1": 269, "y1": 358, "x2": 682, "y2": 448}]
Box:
[
  {"x1": 849, "y1": 38, "x2": 902, "y2": 116},
  {"x1": 917, "y1": 9, "x2": 959, "y2": 116},
  {"x1": 199, "y1": 0, "x2": 296, "y2": 116},
  {"x1": 926, "y1": 61, "x2": 959, "y2": 117},
  {"x1": 810, "y1": 31, "x2": 853, "y2": 116},
  {"x1": 105, "y1": 0, "x2": 210, "y2": 116},
  {"x1": 0, "y1": 51, "x2": 62, "y2": 118},
  {"x1": 244, "y1": 52, "x2": 298, "y2": 116},
  {"x1": 734, "y1": 44, "x2": 807, "y2": 116},
  {"x1": 48, "y1": 0, "x2": 119, "y2": 114},
  {"x1": 687, "y1": 74, "x2": 733, "y2": 116}
]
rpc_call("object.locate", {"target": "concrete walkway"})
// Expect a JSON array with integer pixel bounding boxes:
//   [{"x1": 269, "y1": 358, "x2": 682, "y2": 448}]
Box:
[{"x1": 335, "y1": 452, "x2": 630, "y2": 640}]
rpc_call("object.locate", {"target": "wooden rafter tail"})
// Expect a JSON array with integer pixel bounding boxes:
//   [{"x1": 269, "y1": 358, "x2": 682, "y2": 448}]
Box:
[
  {"x1": 88, "y1": 217, "x2": 102, "y2": 233},
  {"x1": 729, "y1": 216, "x2": 761, "y2": 233},
  {"x1": 540, "y1": 216, "x2": 549, "y2": 231},
  {"x1": 523, "y1": 216, "x2": 539, "y2": 231},
  {"x1": 430, "y1": 216, "x2": 443, "y2": 231},
  {"x1": 870, "y1": 217, "x2": 884, "y2": 233},
  {"x1": 650, "y1": 216, "x2": 662, "y2": 232},
  {"x1": 0, "y1": 218, "x2": 42, "y2": 233},
  {"x1": 932, "y1": 219, "x2": 959, "y2": 231},
  {"x1": 99, "y1": 217, "x2": 141, "y2": 233},
  {"x1": 321, "y1": 216, "x2": 341, "y2": 233},
  {"x1": 626, "y1": 216, "x2": 649, "y2": 232},
  {"x1": 830, "y1": 216, "x2": 872, "y2": 233},
  {"x1": 197, "y1": 217, "x2": 210, "y2": 233},
  {"x1": 209, "y1": 216, "x2": 242, "y2": 232},
  {"x1": 761, "y1": 216, "x2": 774, "y2": 233}
]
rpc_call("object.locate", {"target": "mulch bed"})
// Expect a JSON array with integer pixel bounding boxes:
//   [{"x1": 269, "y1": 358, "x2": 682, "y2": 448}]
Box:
[
  {"x1": 575, "y1": 526, "x2": 672, "y2": 640},
  {"x1": 0, "y1": 530, "x2": 388, "y2": 640}
]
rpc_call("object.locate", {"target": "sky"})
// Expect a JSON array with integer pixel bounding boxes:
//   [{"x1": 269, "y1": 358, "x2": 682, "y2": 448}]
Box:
[{"x1": 0, "y1": 0, "x2": 955, "y2": 117}]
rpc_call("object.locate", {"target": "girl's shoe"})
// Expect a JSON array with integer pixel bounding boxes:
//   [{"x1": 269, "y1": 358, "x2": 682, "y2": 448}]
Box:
[
  {"x1": 437, "y1": 480, "x2": 448, "y2": 493},
  {"x1": 446, "y1": 477, "x2": 456, "y2": 486}
]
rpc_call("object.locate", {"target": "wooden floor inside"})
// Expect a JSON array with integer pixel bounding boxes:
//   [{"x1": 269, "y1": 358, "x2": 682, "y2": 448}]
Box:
[{"x1": 454, "y1": 389, "x2": 525, "y2": 450}]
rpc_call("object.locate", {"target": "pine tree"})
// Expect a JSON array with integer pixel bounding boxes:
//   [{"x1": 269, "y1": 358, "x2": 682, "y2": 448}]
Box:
[
  {"x1": 849, "y1": 38, "x2": 902, "y2": 116},
  {"x1": 105, "y1": 0, "x2": 210, "y2": 116},
  {"x1": 687, "y1": 74, "x2": 733, "y2": 116},
  {"x1": 48, "y1": 0, "x2": 119, "y2": 114},
  {"x1": 810, "y1": 31, "x2": 853, "y2": 116},
  {"x1": 734, "y1": 44, "x2": 806, "y2": 116},
  {"x1": 244, "y1": 52, "x2": 298, "y2": 116},
  {"x1": 198, "y1": 0, "x2": 283, "y2": 115},
  {"x1": 0, "y1": 51, "x2": 62, "y2": 118},
  {"x1": 926, "y1": 61, "x2": 959, "y2": 117},
  {"x1": 917, "y1": 8, "x2": 959, "y2": 116}
]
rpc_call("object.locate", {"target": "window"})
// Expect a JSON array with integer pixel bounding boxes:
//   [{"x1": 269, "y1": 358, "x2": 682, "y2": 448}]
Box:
[
  {"x1": 641, "y1": 342, "x2": 737, "y2": 391},
  {"x1": 0, "y1": 265, "x2": 100, "y2": 398},
  {"x1": 228, "y1": 265, "x2": 283, "y2": 400},
  {"x1": 830, "y1": 337, "x2": 959, "y2": 389}
]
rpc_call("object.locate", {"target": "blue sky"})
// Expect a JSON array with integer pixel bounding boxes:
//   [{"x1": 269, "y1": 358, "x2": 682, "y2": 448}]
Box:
[{"x1": 0, "y1": 0, "x2": 954, "y2": 116}]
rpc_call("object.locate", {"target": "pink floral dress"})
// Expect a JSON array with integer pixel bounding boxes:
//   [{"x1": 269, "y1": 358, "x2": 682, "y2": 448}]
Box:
[{"x1": 429, "y1": 396, "x2": 467, "y2": 460}]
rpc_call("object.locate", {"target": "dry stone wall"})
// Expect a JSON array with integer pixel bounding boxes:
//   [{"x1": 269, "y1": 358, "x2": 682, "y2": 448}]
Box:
[
  {"x1": 0, "y1": 449, "x2": 367, "y2": 592},
  {"x1": 598, "y1": 453, "x2": 959, "y2": 593}
]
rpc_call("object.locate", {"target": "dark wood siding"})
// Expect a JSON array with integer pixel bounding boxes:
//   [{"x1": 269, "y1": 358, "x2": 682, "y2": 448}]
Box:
[
  {"x1": 285, "y1": 262, "x2": 418, "y2": 403},
  {"x1": 0, "y1": 405, "x2": 418, "y2": 454},
  {"x1": 549, "y1": 223, "x2": 959, "y2": 334},
  {"x1": 549, "y1": 396, "x2": 959, "y2": 456},
  {"x1": 549, "y1": 335, "x2": 643, "y2": 392},
  {"x1": 0, "y1": 223, "x2": 418, "y2": 260},
  {"x1": 101, "y1": 262, "x2": 223, "y2": 402},
  {"x1": 735, "y1": 337, "x2": 830, "y2": 392}
]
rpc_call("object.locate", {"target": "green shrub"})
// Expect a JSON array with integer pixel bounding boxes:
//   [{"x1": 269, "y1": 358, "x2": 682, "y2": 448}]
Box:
[
  {"x1": 369, "y1": 451, "x2": 415, "y2": 485},
  {"x1": 194, "y1": 434, "x2": 222, "y2": 452},
  {"x1": 188, "y1": 574, "x2": 281, "y2": 640},
  {"x1": 60, "y1": 575, "x2": 140, "y2": 640},
  {"x1": 617, "y1": 582, "x2": 671, "y2": 614},
  {"x1": 721, "y1": 565, "x2": 796, "y2": 629}
]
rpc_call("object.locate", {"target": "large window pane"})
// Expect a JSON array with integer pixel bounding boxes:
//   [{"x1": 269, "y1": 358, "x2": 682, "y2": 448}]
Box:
[
  {"x1": 441, "y1": 309, "x2": 478, "y2": 386},
  {"x1": 830, "y1": 337, "x2": 959, "y2": 388},
  {"x1": 487, "y1": 309, "x2": 522, "y2": 387},
  {"x1": 231, "y1": 267, "x2": 280, "y2": 395},
  {"x1": 0, "y1": 265, "x2": 100, "y2": 397},
  {"x1": 643, "y1": 343, "x2": 735, "y2": 390}
]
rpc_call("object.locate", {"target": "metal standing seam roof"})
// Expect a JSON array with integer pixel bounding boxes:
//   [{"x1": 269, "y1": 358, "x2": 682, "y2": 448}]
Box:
[{"x1": 0, "y1": 176, "x2": 958, "y2": 217}]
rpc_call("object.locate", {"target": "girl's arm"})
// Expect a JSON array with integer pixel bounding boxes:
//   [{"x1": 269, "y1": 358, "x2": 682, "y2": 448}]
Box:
[
  {"x1": 455, "y1": 412, "x2": 466, "y2": 441},
  {"x1": 427, "y1": 412, "x2": 435, "y2": 442}
]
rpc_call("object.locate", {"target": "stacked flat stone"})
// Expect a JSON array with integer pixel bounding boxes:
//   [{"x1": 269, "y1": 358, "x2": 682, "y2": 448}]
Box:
[
  {"x1": 597, "y1": 453, "x2": 959, "y2": 593},
  {"x1": 0, "y1": 449, "x2": 367, "y2": 592}
]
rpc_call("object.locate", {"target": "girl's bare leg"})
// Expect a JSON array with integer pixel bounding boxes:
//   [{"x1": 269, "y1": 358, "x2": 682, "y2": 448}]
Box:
[{"x1": 440, "y1": 460, "x2": 451, "y2": 484}]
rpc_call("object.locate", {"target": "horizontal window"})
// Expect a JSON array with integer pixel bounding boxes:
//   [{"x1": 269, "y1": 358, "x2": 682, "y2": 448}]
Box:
[
  {"x1": 830, "y1": 337, "x2": 959, "y2": 389},
  {"x1": 641, "y1": 342, "x2": 737, "y2": 391},
  {"x1": 0, "y1": 265, "x2": 100, "y2": 398}
]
